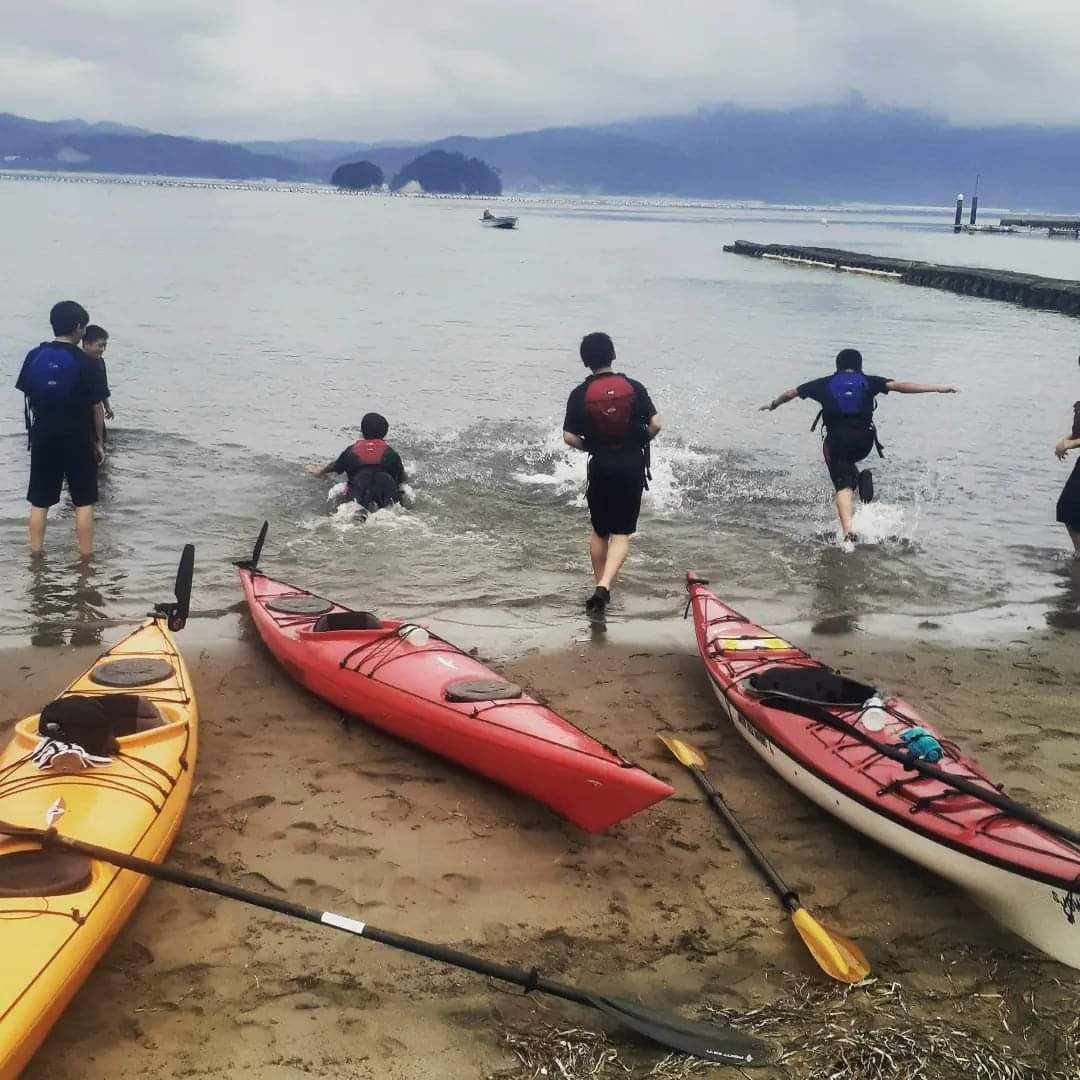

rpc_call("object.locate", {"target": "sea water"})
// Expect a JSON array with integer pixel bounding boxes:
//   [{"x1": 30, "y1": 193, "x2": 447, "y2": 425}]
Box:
[{"x1": 1, "y1": 179, "x2": 1078, "y2": 646}]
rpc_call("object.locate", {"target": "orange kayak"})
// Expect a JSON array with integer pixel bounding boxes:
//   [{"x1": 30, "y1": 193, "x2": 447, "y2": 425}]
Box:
[{"x1": 0, "y1": 618, "x2": 197, "y2": 1079}]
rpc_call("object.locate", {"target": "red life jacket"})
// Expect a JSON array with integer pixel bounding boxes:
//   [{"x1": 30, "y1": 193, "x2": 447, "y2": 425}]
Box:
[
  {"x1": 351, "y1": 438, "x2": 389, "y2": 467},
  {"x1": 582, "y1": 373, "x2": 637, "y2": 444}
]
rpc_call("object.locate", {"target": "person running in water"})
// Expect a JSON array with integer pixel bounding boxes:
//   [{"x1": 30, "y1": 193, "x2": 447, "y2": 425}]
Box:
[
  {"x1": 760, "y1": 349, "x2": 957, "y2": 542},
  {"x1": 563, "y1": 332, "x2": 662, "y2": 616},
  {"x1": 306, "y1": 412, "x2": 408, "y2": 512}
]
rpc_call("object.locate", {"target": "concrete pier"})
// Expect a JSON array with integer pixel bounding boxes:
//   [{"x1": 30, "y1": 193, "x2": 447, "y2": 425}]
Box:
[
  {"x1": 998, "y1": 216, "x2": 1080, "y2": 237},
  {"x1": 723, "y1": 240, "x2": 1080, "y2": 318}
]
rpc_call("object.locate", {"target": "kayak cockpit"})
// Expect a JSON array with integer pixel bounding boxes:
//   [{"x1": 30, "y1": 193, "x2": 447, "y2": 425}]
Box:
[
  {"x1": 14, "y1": 695, "x2": 173, "y2": 750},
  {"x1": 310, "y1": 611, "x2": 385, "y2": 633}
]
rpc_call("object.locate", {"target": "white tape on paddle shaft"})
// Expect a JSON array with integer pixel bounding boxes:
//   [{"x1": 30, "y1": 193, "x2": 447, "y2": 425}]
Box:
[{"x1": 321, "y1": 912, "x2": 367, "y2": 937}]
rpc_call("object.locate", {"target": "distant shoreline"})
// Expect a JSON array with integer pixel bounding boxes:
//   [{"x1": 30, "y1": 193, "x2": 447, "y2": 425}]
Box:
[{"x1": 0, "y1": 169, "x2": 975, "y2": 215}]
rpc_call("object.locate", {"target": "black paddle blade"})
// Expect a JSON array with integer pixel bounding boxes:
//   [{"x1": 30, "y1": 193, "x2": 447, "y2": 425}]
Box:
[
  {"x1": 153, "y1": 544, "x2": 195, "y2": 631},
  {"x1": 235, "y1": 520, "x2": 269, "y2": 570},
  {"x1": 585, "y1": 993, "x2": 768, "y2": 1067},
  {"x1": 171, "y1": 545, "x2": 195, "y2": 631}
]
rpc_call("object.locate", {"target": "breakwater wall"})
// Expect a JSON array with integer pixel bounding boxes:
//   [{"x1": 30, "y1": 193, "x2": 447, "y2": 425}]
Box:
[{"x1": 724, "y1": 240, "x2": 1080, "y2": 318}]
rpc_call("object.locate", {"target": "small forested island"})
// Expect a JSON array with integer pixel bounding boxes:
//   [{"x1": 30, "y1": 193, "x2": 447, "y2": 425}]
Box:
[
  {"x1": 330, "y1": 160, "x2": 385, "y2": 190},
  {"x1": 391, "y1": 150, "x2": 501, "y2": 195}
]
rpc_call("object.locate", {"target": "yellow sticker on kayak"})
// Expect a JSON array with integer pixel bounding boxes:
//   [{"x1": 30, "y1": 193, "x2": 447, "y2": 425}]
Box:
[{"x1": 719, "y1": 637, "x2": 792, "y2": 652}]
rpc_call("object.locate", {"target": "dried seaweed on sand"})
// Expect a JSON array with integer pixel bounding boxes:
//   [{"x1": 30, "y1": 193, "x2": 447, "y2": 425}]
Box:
[{"x1": 490, "y1": 969, "x2": 1079, "y2": 1080}]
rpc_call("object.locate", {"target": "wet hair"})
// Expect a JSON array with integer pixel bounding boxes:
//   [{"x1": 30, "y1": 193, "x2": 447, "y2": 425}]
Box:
[
  {"x1": 836, "y1": 348, "x2": 863, "y2": 372},
  {"x1": 361, "y1": 412, "x2": 389, "y2": 439},
  {"x1": 50, "y1": 300, "x2": 90, "y2": 337},
  {"x1": 580, "y1": 332, "x2": 616, "y2": 371},
  {"x1": 83, "y1": 325, "x2": 108, "y2": 345}
]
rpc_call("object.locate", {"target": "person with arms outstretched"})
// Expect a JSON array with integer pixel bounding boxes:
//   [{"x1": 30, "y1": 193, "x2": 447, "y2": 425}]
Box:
[
  {"x1": 563, "y1": 332, "x2": 662, "y2": 617},
  {"x1": 16, "y1": 301, "x2": 107, "y2": 557},
  {"x1": 306, "y1": 412, "x2": 408, "y2": 513},
  {"x1": 760, "y1": 348, "x2": 957, "y2": 543}
]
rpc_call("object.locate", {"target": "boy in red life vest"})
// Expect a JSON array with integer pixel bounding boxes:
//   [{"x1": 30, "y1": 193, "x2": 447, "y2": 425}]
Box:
[
  {"x1": 760, "y1": 348, "x2": 957, "y2": 544},
  {"x1": 305, "y1": 412, "x2": 408, "y2": 512},
  {"x1": 563, "y1": 332, "x2": 663, "y2": 616}
]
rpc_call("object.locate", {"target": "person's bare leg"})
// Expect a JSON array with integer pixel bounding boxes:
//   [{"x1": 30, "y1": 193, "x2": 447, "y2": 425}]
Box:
[
  {"x1": 598, "y1": 534, "x2": 631, "y2": 591},
  {"x1": 589, "y1": 530, "x2": 608, "y2": 583},
  {"x1": 836, "y1": 488, "x2": 855, "y2": 537},
  {"x1": 28, "y1": 507, "x2": 48, "y2": 554},
  {"x1": 1068, "y1": 525, "x2": 1080, "y2": 559},
  {"x1": 75, "y1": 505, "x2": 94, "y2": 559}
]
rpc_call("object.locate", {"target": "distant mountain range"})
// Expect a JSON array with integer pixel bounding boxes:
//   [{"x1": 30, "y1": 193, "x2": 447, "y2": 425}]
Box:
[
  {"x1": 3, "y1": 104, "x2": 1080, "y2": 210},
  {"x1": 0, "y1": 112, "x2": 304, "y2": 181}
]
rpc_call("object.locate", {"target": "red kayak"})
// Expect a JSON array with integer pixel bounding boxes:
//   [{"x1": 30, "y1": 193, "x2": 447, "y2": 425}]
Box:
[
  {"x1": 234, "y1": 542, "x2": 671, "y2": 832},
  {"x1": 686, "y1": 572, "x2": 1080, "y2": 969}
]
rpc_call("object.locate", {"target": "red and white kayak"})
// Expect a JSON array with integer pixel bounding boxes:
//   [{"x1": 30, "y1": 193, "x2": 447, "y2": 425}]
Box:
[
  {"x1": 237, "y1": 566, "x2": 672, "y2": 831},
  {"x1": 686, "y1": 572, "x2": 1080, "y2": 968}
]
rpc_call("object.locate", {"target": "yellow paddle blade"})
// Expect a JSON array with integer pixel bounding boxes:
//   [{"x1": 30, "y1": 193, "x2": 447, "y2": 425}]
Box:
[
  {"x1": 657, "y1": 733, "x2": 707, "y2": 770},
  {"x1": 791, "y1": 906, "x2": 871, "y2": 984}
]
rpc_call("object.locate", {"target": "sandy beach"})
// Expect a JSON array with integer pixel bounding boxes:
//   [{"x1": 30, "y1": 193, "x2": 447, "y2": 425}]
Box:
[{"x1": 3, "y1": 618, "x2": 1079, "y2": 1079}]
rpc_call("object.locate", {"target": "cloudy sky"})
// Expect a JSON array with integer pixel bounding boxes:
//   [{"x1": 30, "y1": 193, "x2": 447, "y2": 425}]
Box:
[{"x1": 1, "y1": 0, "x2": 1077, "y2": 141}]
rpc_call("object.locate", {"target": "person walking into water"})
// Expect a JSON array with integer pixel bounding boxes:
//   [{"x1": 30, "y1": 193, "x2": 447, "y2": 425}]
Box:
[
  {"x1": 563, "y1": 332, "x2": 662, "y2": 617},
  {"x1": 16, "y1": 301, "x2": 107, "y2": 558},
  {"x1": 760, "y1": 349, "x2": 957, "y2": 543},
  {"x1": 1054, "y1": 387, "x2": 1080, "y2": 560}
]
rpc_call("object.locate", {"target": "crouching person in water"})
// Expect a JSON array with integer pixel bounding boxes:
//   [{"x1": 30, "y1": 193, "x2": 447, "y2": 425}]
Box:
[
  {"x1": 760, "y1": 348, "x2": 958, "y2": 543},
  {"x1": 306, "y1": 412, "x2": 408, "y2": 512}
]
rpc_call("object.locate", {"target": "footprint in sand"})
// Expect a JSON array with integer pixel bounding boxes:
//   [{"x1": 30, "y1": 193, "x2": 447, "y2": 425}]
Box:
[
  {"x1": 225, "y1": 794, "x2": 276, "y2": 813},
  {"x1": 293, "y1": 839, "x2": 381, "y2": 859}
]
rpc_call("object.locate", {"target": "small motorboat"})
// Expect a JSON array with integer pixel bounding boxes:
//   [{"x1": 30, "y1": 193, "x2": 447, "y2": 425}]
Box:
[{"x1": 481, "y1": 210, "x2": 518, "y2": 229}]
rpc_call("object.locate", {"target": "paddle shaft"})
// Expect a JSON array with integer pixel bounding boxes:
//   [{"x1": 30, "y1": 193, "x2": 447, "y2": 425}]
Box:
[
  {"x1": 761, "y1": 696, "x2": 1080, "y2": 848},
  {"x1": 33, "y1": 829, "x2": 596, "y2": 1006},
  {"x1": 684, "y1": 763, "x2": 799, "y2": 912},
  {"x1": 6, "y1": 824, "x2": 767, "y2": 1063}
]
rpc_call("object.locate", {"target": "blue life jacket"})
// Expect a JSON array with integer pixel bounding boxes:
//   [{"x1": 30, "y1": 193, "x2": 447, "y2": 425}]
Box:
[
  {"x1": 810, "y1": 370, "x2": 885, "y2": 457},
  {"x1": 826, "y1": 371, "x2": 872, "y2": 421},
  {"x1": 23, "y1": 344, "x2": 81, "y2": 410}
]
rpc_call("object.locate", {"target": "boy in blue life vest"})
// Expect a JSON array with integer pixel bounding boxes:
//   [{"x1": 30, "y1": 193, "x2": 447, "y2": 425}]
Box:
[
  {"x1": 305, "y1": 412, "x2": 408, "y2": 512},
  {"x1": 563, "y1": 332, "x2": 663, "y2": 616},
  {"x1": 760, "y1": 349, "x2": 958, "y2": 542},
  {"x1": 16, "y1": 301, "x2": 108, "y2": 557}
]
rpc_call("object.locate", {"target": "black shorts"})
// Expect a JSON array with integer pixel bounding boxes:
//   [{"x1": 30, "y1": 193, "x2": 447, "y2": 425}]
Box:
[
  {"x1": 348, "y1": 470, "x2": 399, "y2": 510},
  {"x1": 1057, "y1": 458, "x2": 1080, "y2": 529},
  {"x1": 27, "y1": 431, "x2": 98, "y2": 508},
  {"x1": 822, "y1": 428, "x2": 875, "y2": 493},
  {"x1": 586, "y1": 451, "x2": 645, "y2": 537}
]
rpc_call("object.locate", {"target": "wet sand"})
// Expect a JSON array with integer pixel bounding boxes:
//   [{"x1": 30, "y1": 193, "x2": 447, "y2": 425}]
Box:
[{"x1": 3, "y1": 622, "x2": 1079, "y2": 1078}]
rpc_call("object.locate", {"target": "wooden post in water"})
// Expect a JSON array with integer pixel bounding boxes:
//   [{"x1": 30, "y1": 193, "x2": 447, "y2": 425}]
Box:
[
  {"x1": 969, "y1": 175, "x2": 980, "y2": 227},
  {"x1": 953, "y1": 194, "x2": 964, "y2": 233}
]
